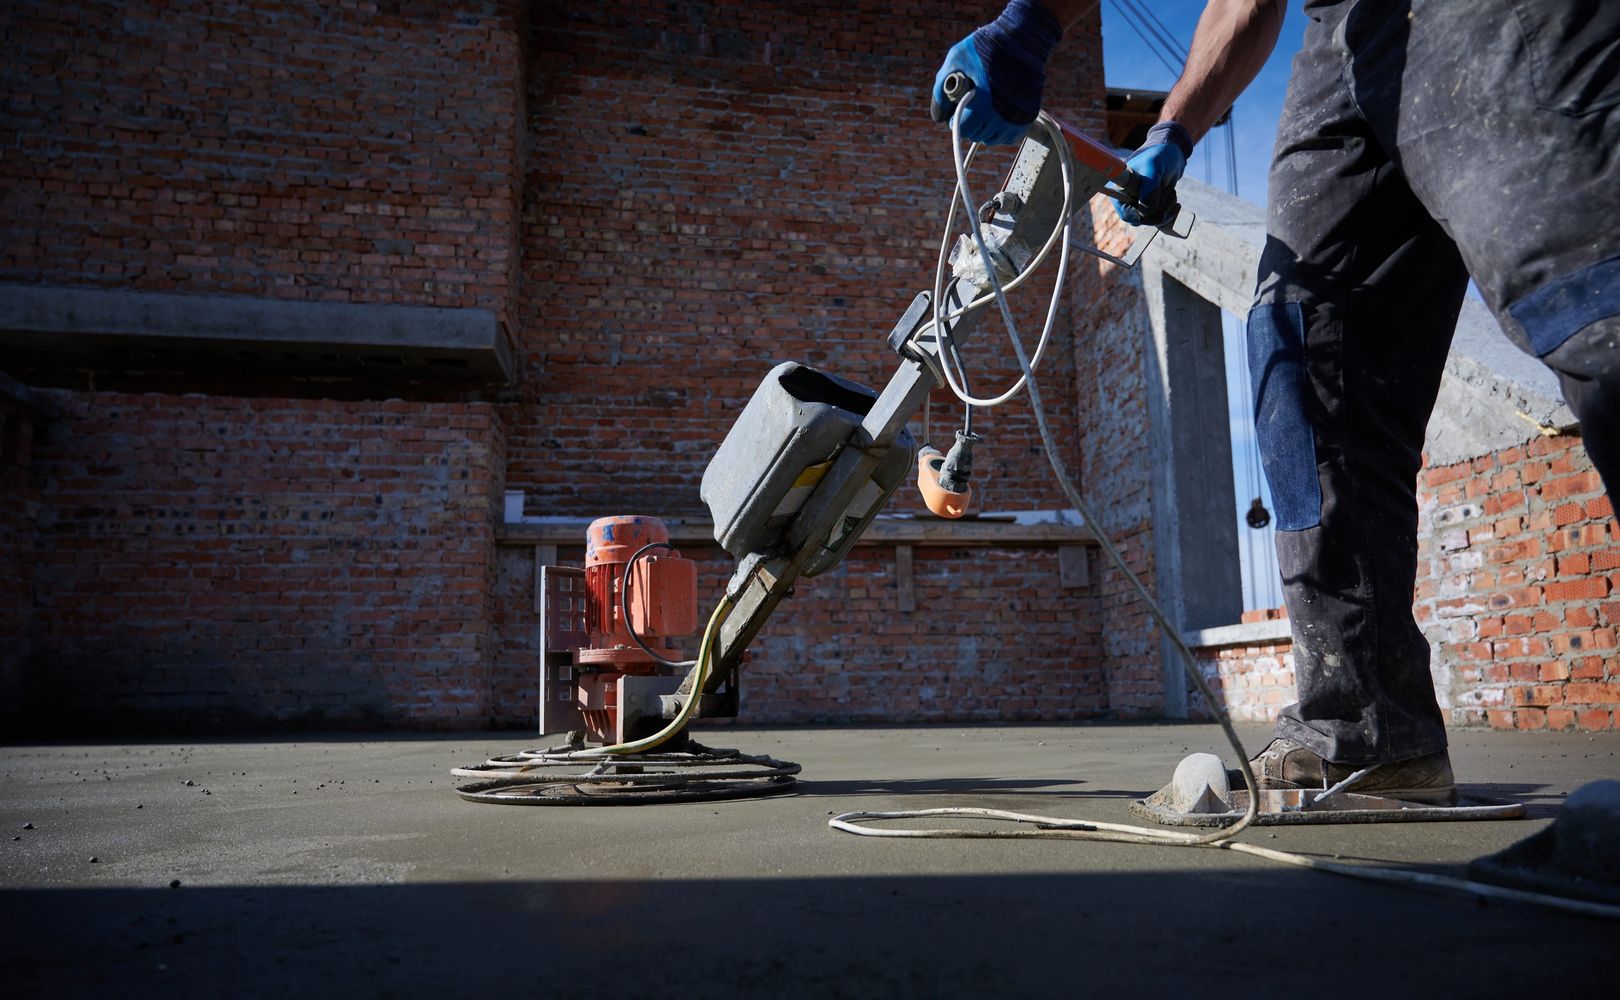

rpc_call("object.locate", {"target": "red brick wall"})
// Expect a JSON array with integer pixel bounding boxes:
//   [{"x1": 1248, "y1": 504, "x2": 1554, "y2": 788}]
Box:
[
  {"x1": 20, "y1": 393, "x2": 503, "y2": 730},
  {"x1": 1, "y1": 0, "x2": 523, "y2": 316},
  {"x1": 1417, "y1": 434, "x2": 1617, "y2": 731},
  {"x1": 1, "y1": 0, "x2": 524, "y2": 731},
  {"x1": 4, "y1": 0, "x2": 1188, "y2": 731},
  {"x1": 492, "y1": 0, "x2": 1130, "y2": 725},
  {"x1": 511, "y1": 1, "x2": 1104, "y2": 515},
  {"x1": 739, "y1": 544, "x2": 1109, "y2": 722},
  {"x1": 1191, "y1": 434, "x2": 1618, "y2": 732},
  {"x1": 491, "y1": 541, "x2": 1109, "y2": 728},
  {"x1": 1192, "y1": 639, "x2": 1295, "y2": 723}
]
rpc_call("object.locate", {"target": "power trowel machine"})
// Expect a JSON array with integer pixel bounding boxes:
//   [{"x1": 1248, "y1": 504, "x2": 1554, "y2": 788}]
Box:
[{"x1": 450, "y1": 81, "x2": 1197, "y2": 805}]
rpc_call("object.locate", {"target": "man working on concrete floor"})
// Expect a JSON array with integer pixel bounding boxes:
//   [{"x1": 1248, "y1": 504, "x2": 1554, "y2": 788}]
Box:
[{"x1": 933, "y1": 0, "x2": 1620, "y2": 799}]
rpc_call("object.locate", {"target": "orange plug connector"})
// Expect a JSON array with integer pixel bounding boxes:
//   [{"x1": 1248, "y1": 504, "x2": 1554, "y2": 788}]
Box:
[{"x1": 917, "y1": 445, "x2": 971, "y2": 519}]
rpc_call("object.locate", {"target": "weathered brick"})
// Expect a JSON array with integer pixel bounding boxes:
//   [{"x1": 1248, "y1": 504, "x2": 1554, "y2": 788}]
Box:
[
  {"x1": 1577, "y1": 709, "x2": 1613, "y2": 730},
  {"x1": 1514, "y1": 707, "x2": 1547, "y2": 730},
  {"x1": 1545, "y1": 578, "x2": 1611, "y2": 602},
  {"x1": 1552, "y1": 502, "x2": 1587, "y2": 527}
]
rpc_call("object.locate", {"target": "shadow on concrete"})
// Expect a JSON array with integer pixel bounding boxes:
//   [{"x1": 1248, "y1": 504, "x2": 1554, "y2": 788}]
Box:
[
  {"x1": 1462, "y1": 781, "x2": 1563, "y2": 819},
  {"x1": 2, "y1": 868, "x2": 1607, "y2": 999}
]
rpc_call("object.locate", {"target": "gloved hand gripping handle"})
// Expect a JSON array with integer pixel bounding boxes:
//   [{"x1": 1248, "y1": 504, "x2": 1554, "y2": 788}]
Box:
[{"x1": 937, "y1": 72, "x2": 1187, "y2": 234}]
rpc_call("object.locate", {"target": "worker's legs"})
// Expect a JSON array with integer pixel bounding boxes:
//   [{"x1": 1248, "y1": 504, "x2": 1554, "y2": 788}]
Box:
[
  {"x1": 1249, "y1": 5, "x2": 1469, "y2": 764},
  {"x1": 1351, "y1": 0, "x2": 1620, "y2": 496}
]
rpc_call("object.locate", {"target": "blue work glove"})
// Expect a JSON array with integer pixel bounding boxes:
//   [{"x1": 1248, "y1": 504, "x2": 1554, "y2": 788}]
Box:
[
  {"x1": 930, "y1": 0, "x2": 1062, "y2": 146},
  {"x1": 1116, "y1": 121, "x2": 1193, "y2": 227}
]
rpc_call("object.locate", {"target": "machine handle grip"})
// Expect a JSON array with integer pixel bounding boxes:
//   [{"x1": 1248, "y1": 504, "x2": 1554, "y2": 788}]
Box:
[{"x1": 931, "y1": 71, "x2": 973, "y2": 124}]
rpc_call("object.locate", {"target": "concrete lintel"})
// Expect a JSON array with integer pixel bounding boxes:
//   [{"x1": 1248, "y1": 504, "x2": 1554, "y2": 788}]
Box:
[
  {"x1": 1148, "y1": 179, "x2": 1267, "y2": 317},
  {"x1": 1144, "y1": 180, "x2": 1577, "y2": 467},
  {"x1": 0, "y1": 283, "x2": 514, "y2": 384},
  {"x1": 1425, "y1": 301, "x2": 1577, "y2": 465},
  {"x1": 1183, "y1": 618, "x2": 1293, "y2": 650}
]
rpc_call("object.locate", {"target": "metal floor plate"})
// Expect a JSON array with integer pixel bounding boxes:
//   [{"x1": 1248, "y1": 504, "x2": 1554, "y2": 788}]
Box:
[
  {"x1": 451, "y1": 744, "x2": 800, "y2": 806},
  {"x1": 1131, "y1": 787, "x2": 1527, "y2": 827}
]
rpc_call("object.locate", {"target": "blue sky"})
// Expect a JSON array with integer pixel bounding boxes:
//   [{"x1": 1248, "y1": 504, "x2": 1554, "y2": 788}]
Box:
[{"x1": 1099, "y1": 1, "x2": 1312, "y2": 206}]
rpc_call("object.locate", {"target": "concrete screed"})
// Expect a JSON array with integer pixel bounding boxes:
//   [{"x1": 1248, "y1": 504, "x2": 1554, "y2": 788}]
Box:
[{"x1": 1, "y1": 724, "x2": 1614, "y2": 997}]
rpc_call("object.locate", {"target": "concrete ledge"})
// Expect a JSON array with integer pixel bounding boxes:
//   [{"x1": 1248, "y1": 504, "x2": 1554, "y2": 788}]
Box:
[
  {"x1": 0, "y1": 368, "x2": 59, "y2": 417},
  {"x1": 0, "y1": 284, "x2": 514, "y2": 385},
  {"x1": 1183, "y1": 618, "x2": 1293, "y2": 650},
  {"x1": 497, "y1": 515, "x2": 1099, "y2": 548},
  {"x1": 1150, "y1": 179, "x2": 1576, "y2": 467},
  {"x1": 1425, "y1": 301, "x2": 1578, "y2": 465}
]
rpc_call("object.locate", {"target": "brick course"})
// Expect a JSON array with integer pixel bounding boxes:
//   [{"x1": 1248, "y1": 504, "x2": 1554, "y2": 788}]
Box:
[
  {"x1": 1, "y1": 0, "x2": 523, "y2": 316},
  {"x1": 20, "y1": 392, "x2": 503, "y2": 730},
  {"x1": 1419, "y1": 434, "x2": 1617, "y2": 731},
  {"x1": 1191, "y1": 434, "x2": 1618, "y2": 732}
]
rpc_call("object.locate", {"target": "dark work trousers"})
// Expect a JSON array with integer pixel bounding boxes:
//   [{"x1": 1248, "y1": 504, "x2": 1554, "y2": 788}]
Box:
[{"x1": 1249, "y1": 0, "x2": 1620, "y2": 763}]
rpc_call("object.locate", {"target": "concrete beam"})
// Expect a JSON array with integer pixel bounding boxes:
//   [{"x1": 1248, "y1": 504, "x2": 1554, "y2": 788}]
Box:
[
  {"x1": 1145, "y1": 179, "x2": 1575, "y2": 468},
  {"x1": 0, "y1": 284, "x2": 514, "y2": 385}
]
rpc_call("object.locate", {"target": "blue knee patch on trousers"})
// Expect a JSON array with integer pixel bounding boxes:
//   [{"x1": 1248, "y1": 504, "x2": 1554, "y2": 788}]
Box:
[
  {"x1": 1509, "y1": 254, "x2": 1620, "y2": 356},
  {"x1": 1247, "y1": 302, "x2": 1321, "y2": 531}
]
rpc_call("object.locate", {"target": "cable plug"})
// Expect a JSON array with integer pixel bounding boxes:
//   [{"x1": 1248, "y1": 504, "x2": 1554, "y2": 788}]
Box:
[{"x1": 939, "y1": 430, "x2": 978, "y2": 494}]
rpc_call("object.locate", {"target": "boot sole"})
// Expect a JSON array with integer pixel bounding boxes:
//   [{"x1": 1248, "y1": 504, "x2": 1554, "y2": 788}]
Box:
[{"x1": 1225, "y1": 771, "x2": 1458, "y2": 806}]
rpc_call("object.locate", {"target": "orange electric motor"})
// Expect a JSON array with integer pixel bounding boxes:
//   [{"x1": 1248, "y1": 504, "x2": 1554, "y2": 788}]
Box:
[{"x1": 575, "y1": 516, "x2": 698, "y2": 742}]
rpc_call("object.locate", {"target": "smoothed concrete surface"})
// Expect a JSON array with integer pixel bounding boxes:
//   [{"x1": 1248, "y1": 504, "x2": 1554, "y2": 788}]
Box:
[{"x1": 2, "y1": 723, "x2": 1615, "y2": 997}]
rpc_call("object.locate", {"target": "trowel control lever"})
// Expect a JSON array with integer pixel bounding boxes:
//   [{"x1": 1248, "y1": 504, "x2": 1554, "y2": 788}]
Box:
[
  {"x1": 1042, "y1": 114, "x2": 1191, "y2": 236},
  {"x1": 917, "y1": 431, "x2": 978, "y2": 519}
]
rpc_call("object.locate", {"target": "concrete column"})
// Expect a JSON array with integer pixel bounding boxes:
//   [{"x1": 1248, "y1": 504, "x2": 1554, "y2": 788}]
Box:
[{"x1": 1140, "y1": 265, "x2": 1243, "y2": 716}]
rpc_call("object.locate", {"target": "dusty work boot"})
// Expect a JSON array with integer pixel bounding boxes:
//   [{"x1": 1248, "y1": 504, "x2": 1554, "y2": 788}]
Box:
[{"x1": 1232, "y1": 738, "x2": 1458, "y2": 805}]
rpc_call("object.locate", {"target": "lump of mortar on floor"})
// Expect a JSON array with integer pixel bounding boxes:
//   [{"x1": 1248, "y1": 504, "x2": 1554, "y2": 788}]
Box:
[
  {"x1": 1548, "y1": 780, "x2": 1620, "y2": 884},
  {"x1": 1471, "y1": 778, "x2": 1620, "y2": 902}
]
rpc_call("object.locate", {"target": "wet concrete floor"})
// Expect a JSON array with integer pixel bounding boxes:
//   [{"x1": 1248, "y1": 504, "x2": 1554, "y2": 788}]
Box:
[{"x1": 2, "y1": 723, "x2": 1615, "y2": 997}]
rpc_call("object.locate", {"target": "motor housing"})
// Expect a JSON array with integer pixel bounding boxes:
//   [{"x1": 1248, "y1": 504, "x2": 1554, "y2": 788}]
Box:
[{"x1": 565, "y1": 516, "x2": 698, "y2": 744}]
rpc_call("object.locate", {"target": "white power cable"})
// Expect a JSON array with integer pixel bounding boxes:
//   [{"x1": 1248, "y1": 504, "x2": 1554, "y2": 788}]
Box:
[
  {"x1": 928, "y1": 124, "x2": 1069, "y2": 408},
  {"x1": 887, "y1": 96, "x2": 1261, "y2": 849},
  {"x1": 831, "y1": 99, "x2": 1620, "y2": 923}
]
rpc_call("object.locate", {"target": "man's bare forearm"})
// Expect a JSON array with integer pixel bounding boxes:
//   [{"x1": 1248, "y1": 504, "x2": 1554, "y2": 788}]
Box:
[{"x1": 1162, "y1": 0, "x2": 1286, "y2": 141}]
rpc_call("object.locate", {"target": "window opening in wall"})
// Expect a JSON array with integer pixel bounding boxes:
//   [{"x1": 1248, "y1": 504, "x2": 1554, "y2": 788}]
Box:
[{"x1": 1222, "y1": 309, "x2": 1282, "y2": 612}]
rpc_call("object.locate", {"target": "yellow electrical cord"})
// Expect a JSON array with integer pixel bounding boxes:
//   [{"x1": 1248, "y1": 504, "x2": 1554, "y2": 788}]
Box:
[{"x1": 564, "y1": 594, "x2": 735, "y2": 758}]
